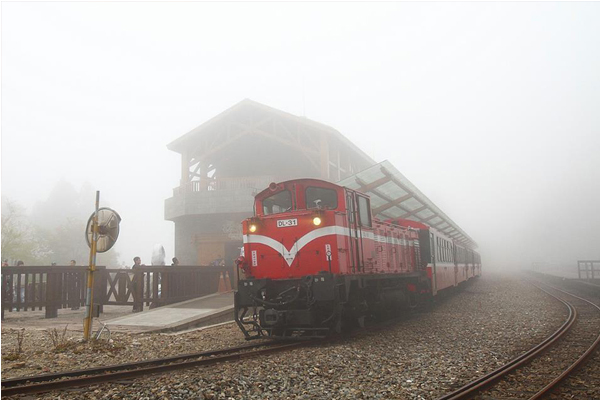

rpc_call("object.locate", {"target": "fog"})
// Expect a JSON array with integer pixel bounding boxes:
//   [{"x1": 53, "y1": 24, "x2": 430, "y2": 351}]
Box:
[{"x1": 2, "y1": 2, "x2": 599, "y2": 272}]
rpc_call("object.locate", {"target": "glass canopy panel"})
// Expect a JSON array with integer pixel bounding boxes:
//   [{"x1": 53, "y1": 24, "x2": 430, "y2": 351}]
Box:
[
  {"x1": 401, "y1": 197, "x2": 424, "y2": 211},
  {"x1": 368, "y1": 194, "x2": 386, "y2": 209},
  {"x1": 355, "y1": 170, "x2": 385, "y2": 189},
  {"x1": 391, "y1": 205, "x2": 408, "y2": 217},
  {"x1": 416, "y1": 209, "x2": 435, "y2": 219},
  {"x1": 338, "y1": 160, "x2": 477, "y2": 248},
  {"x1": 376, "y1": 181, "x2": 408, "y2": 199},
  {"x1": 380, "y1": 206, "x2": 401, "y2": 219},
  {"x1": 428, "y1": 216, "x2": 443, "y2": 225}
]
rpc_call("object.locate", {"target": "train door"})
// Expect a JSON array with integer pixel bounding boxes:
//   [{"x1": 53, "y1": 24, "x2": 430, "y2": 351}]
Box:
[
  {"x1": 356, "y1": 194, "x2": 373, "y2": 272},
  {"x1": 346, "y1": 191, "x2": 366, "y2": 273},
  {"x1": 404, "y1": 232, "x2": 411, "y2": 272},
  {"x1": 430, "y1": 232, "x2": 438, "y2": 295},
  {"x1": 377, "y1": 228, "x2": 387, "y2": 270},
  {"x1": 392, "y1": 231, "x2": 400, "y2": 271},
  {"x1": 453, "y1": 244, "x2": 458, "y2": 286},
  {"x1": 388, "y1": 230, "x2": 395, "y2": 271}
]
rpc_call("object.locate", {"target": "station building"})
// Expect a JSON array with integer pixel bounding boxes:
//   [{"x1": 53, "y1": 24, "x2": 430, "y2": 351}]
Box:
[{"x1": 164, "y1": 99, "x2": 375, "y2": 266}]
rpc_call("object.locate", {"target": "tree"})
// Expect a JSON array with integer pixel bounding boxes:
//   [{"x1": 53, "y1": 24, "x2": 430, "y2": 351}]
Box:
[
  {"x1": 31, "y1": 180, "x2": 120, "y2": 266},
  {"x1": 38, "y1": 217, "x2": 119, "y2": 266},
  {"x1": 2, "y1": 181, "x2": 120, "y2": 267},
  {"x1": 1, "y1": 197, "x2": 51, "y2": 264}
]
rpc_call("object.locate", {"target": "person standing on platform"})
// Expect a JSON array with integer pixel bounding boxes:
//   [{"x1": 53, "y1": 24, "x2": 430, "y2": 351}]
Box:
[{"x1": 133, "y1": 256, "x2": 143, "y2": 268}]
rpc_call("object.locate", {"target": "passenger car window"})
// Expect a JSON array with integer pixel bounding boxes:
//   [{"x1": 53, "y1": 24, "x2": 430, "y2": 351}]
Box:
[
  {"x1": 356, "y1": 195, "x2": 372, "y2": 227},
  {"x1": 306, "y1": 187, "x2": 338, "y2": 209},
  {"x1": 262, "y1": 190, "x2": 292, "y2": 215}
]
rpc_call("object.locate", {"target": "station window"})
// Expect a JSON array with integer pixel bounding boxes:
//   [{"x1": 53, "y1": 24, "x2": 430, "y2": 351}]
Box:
[
  {"x1": 262, "y1": 190, "x2": 293, "y2": 215},
  {"x1": 306, "y1": 187, "x2": 338, "y2": 210},
  {"x1": 357, "y1": 196, "x2": 372, "y2": 227}
]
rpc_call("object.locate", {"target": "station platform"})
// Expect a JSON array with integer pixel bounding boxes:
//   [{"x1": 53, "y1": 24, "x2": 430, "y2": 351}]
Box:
[{"x1": 104, "y1": 291, "x2": 234, "y2": 333}]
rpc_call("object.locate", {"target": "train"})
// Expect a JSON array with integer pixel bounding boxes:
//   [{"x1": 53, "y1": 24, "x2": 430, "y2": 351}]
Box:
[{"x1": 234, "y1": 178, "x2": 481, "y2": 339}]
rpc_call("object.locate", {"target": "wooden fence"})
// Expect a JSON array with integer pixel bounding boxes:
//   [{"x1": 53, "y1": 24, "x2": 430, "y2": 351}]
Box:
[{"x1": 1, "y1": 265, "x2": 235, "y2": 319}]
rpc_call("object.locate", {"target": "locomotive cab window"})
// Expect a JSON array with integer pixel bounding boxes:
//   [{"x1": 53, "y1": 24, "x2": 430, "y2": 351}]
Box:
[
  {"x1": 357, "y1": 195, "x2": 372, "y2": 227},
  {"x1": 262, "y1": 190, "x2": 293, "y2": 215},
  {"x1": 306, "y1": 187, "x2": 338, "y2": 210}
]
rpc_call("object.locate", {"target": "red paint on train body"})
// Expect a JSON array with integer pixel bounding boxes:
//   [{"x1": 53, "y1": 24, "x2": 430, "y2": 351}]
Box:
[{"x1": 235, "y1": 178, "x2": 481, "y2": 339}]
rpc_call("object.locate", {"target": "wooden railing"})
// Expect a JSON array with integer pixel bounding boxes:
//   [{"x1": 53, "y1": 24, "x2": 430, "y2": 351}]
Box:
[
  {"x1": 1, "y1": 266, "x2": 104, "y2": 319},
  {"x1": 173, "y1": 176, "x2": 276, "y2": 196},
  {"x1": 133, "y1": 265, "x2": 234, "y2": 310},
  {"x1": 1, "y1": 265, "x2": 235, "y2": 319}
]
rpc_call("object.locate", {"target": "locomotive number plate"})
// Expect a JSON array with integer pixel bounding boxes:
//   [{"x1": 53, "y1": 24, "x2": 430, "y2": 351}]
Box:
[{"x1": 277, "y1": 218, "x2": 298, "y2": 228}]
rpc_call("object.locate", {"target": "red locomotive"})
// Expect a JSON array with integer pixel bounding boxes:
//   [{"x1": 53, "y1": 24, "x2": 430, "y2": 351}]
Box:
[{"x1": 234, "y1": 178, "x2": 481, "y2": 339}]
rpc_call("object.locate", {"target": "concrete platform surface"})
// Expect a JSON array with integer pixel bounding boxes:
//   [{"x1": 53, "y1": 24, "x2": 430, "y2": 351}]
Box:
[{"x1": 105, "y1": 291, "x2": 234, "y2": 333}]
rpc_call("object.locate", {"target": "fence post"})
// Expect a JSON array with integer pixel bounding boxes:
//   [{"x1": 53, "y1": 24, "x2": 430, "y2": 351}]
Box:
[
  {"x1": 67, "y1": 271, "x2": 77, "y2": 310},
  {"x1": 45, "y1": 270, "x2": 58, "y2": 318},
  {"x1": 132, "y1": 267, "x2": 143, "y2": 313},
  {"x1": 162, "y1": 269, "x2": 170, "y2": 301},
  {"x1": 94, "y1": 267, "x2": 105, "y2": 314},
  {"x1": 150, "y1": 270, "x2": 160, "y2": 309}
]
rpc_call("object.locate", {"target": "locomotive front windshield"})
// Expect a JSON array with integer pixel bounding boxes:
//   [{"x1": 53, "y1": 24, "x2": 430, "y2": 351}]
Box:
[
  {"x1": 306, "y1": 186, "x2": 338, "y2": 209},
  {"x1": 262, "y1": 190, "x2": 293, "y2": 215}
]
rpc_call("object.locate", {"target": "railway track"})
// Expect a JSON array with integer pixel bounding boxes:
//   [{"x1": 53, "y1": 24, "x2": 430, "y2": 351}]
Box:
[
  {"x1": 0, "y1": 302, "x2": 415, "y2": 398},
  {"x1": 1, "y1": 340, "x2": 304, "y2": 397},
  {"x1": 437, "y1": 281, "x2": 600, "y2": 400}
]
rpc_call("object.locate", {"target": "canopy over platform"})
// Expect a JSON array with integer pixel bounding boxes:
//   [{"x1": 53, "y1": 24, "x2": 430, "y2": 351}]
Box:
[{"x1": 338, "y1": 160, "x2": 477, "y2": 249}]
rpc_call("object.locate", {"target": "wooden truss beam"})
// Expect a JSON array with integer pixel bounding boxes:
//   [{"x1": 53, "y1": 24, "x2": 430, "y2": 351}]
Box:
[
  {"x1": 398, "y1": 204, "x2": 428, "y2": 219},
  {"x1": 190, "y1": 115, "x2": 274, "y2": 163},
  {"x1": 355, "y1": 177, "x2": 413, "y2": 218},
  {"x1": 237, "y1": 122, "x2": 321, "y2": 172},
  {"x1": 421, "y1": 214, "x2": 439, "y2": 222},
  {"x1": 355, "y1": 175, "x2": 391, "y2": 193},
  {"x1": 372, "y1": 194, "x2": 414, "y2": 215}
]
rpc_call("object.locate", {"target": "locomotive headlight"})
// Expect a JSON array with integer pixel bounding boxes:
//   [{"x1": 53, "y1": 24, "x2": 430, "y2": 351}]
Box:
[
  {"x1": 313, "y1": 217, "x2": 322, "y2": 226},
  {"x1": 249, "y1": 224, "x2": 257, "y2": 233}
]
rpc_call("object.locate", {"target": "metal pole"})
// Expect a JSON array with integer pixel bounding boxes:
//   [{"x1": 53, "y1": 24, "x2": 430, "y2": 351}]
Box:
[{"x1": 83, "y1": 191, "x2": 100, "y2": 340}]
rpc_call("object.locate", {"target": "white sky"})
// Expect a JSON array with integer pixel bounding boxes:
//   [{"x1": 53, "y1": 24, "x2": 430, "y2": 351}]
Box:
[{"x1": 2, "y1": 2, "x2": 599, "y2": 270}]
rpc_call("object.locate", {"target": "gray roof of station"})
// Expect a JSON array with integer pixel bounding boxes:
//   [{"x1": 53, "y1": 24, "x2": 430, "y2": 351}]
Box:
[{"x1": 338, "y1": 160, "x2": 477, "y2": 249}]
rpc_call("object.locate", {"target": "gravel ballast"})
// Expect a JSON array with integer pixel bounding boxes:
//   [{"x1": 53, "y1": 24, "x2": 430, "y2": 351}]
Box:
[{"x1": 2, "y1": 272, "x2": 571, "y2": 399}]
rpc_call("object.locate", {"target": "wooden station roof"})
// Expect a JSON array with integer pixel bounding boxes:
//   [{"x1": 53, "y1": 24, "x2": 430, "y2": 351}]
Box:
[{"x1": 167, "y1": 98, "x2": 375, "y2": 165}]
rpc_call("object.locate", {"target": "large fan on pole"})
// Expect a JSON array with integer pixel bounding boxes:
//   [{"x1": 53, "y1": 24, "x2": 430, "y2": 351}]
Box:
[
  {"x1": 83, "y1": 193, "x2": 121, "y2": 341},
  {"x1": 85, "y1": 208, "x2": 121, "y2": 253}
]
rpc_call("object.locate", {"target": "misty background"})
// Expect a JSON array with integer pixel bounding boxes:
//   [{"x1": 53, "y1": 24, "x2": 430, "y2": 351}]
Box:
[{"x1": 2, "y1": 2, "x2": 599, "y2": 271}]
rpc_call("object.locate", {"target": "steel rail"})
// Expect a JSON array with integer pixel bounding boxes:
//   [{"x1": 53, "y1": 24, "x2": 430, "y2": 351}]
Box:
[
  {"x1": 2, "y1": 307, "x2": 400, "y2": 397},
  {"x1": 1, "y1": 341, "x2": 273, "y2": 388},
  {"x1": 1, "y1": 341, "x2": 304, "y2": 397},
  {"x1": 528, "y1": 285, "x2": 600, "y2": 400},
  {"x1": 436, "y1": 283, "x2": 577, "y2": 400}
]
